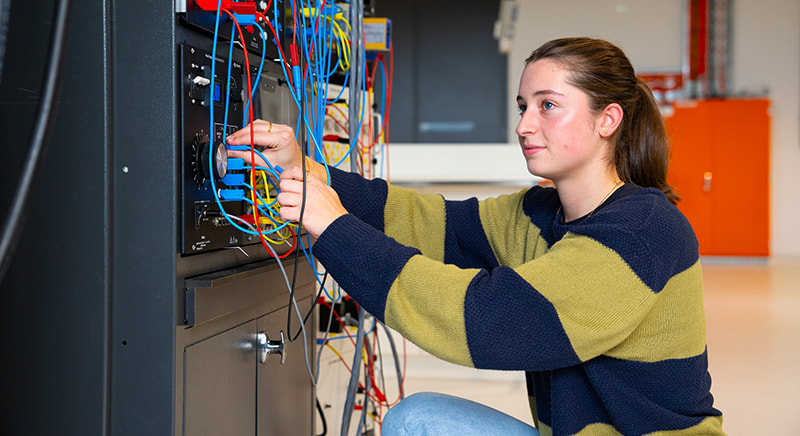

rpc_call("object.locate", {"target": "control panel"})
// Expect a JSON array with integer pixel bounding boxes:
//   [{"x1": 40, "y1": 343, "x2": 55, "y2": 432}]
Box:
[
  {"x1": 179, "y1": 40, "x2": 299, "y2": 255},
  {"x1": 180, "y1": 42, "x2": 247, "y2": 254}
]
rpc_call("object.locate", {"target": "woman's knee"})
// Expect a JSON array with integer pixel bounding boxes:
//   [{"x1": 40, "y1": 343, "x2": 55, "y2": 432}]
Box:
[
  {"x1": 381, "y1": 392, "x2": 539, "y2": 436},
  {"x1": 382, "y1": 392, "x2": 438, "y2": 435}
]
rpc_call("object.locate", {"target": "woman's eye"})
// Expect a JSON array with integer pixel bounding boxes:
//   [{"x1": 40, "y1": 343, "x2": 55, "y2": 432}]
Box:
[
  {"x1": 517, "y1": 105, "x2": 527, "y2": 116},
  {"x1": 542, "y1": 101, "x2": 555, "y2": 110}
]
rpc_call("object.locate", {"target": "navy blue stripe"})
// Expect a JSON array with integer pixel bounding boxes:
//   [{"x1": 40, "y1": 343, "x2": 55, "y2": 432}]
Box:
[
  {"x1": 464, "y1": 267, "x2": 581, "y2": 371},
  {"x1": 329, "y1": 167, "x2": 388, "y2": 232},
  {"x1": 568, "y1": 188, "x2": 699, "y2": 293},
  {"x1": 522, "y1": 186, "x2": 562, "y2": 247},
  {"x1": 534, "y1": 351, "x2": 720, "y2": 436},
  {"x1": 313, "y1": 214, "x2": 420, "y2": 321},
  {"x1": 523, "y1": 185, "x2": 699, "y2": 293},
  {"x1": 443, "y1": 198, "x2": 499, "y2": 269}
]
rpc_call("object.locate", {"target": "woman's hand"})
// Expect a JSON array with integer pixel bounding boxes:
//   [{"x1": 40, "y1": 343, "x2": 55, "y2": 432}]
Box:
[
  {"x1": 226, "y1": 119, "x2": 302, "y2": 171},
  {"x1": 277, "y1": 166, "x2": 348, "y2": 239}
]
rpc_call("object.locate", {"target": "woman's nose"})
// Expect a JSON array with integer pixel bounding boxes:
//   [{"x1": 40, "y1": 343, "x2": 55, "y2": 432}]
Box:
[{"x1": 516, "y1": 112, "x2": 537, "y2": 137}]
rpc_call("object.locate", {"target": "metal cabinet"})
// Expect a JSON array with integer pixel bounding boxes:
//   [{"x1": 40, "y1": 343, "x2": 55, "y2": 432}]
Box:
[
  {"x1": 179, "y1": 260, "x2": 317, "y2": 436},
  {"x1": 257, "y1": 307, "x2": 315, "y2": 436},
  {"x1": 664, "y1": 98, "x2": 770, "y2": 256},
  {"x1": 185, "y1": 321, "x2": 258, "y2": 436}
]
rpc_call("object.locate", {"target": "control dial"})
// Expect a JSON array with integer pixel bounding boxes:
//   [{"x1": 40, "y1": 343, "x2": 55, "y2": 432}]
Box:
[{"x1": 192, "y1": 134, "x2": 228, "y2": 184}]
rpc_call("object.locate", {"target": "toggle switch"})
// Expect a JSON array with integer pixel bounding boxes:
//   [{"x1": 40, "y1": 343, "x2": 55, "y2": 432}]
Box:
[{"x1": 192, "y1": 75, "x2": 211, "y2": 86}]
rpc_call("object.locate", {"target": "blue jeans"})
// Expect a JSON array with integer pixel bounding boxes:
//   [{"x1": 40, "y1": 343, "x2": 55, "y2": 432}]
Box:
[{"x1": 381, "y1": 392, "x2": 540, "y2": 436}]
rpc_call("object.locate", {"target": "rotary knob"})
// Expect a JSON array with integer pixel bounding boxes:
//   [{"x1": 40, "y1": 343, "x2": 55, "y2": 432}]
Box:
[{"x1": 193, "y1": 134, "x2": 228, "y2": 184}]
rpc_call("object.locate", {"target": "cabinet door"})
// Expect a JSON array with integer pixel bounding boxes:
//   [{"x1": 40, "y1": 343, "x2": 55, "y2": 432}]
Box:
[
  {"x1": 257, "y1": 298, "x2": 316, "y2": 436},
  {"x1": 706, "y1": 99, "x2": 770, "y2": 256},
  {"x1": 184, "y1": 321, "x2": 257, "y2": 436},
  {"x1": 665, "y1": 101, "x2": 715, "y2": 251}
]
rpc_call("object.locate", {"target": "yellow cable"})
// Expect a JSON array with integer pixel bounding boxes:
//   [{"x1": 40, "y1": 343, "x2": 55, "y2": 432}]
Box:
[
  {"x1": 300, "y1": 7, "x2": 351, "y2": 71},
  {"x1": 325, "y1": 342, "x2": 344, "y2": 361},
  {"x1": 246, "y1": 169, "x2": 294, "y2": 244}
]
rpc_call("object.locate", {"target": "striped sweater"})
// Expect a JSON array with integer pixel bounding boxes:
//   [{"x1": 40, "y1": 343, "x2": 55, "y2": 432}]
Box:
[{"x1": 313, "y1": 168, "x2": 725, "y2": 436}]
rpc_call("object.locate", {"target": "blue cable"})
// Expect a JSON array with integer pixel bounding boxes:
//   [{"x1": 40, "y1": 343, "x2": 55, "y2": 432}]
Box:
[
  {"x1": 223, "y1": 25, "x2": 236, "y2": 141},
  {"x1": 296, "y1": 0, "x2": 330, "y2": 163},
  {"x1": 328, "y1": 68, "x2": 365, "y2": 170},
  {"x1": 268, "y1": 4, "x2": 325, "y2": 172},
  {"x1": 209, "y1": 1, "x2": 256, "y2": 235},
  {"x1": 327, "y1": 37, "x2": 367, "y2": 170},
  {"x1": 316, "y1": 316, "x2": 376, "y2": 345},
  {"x1": 251, "y1": 148, "x2": 282, "y2": 176},
  {"x1": 310, "y1": 0, "x2": 334, "y2": 146},
  {"x1": 297, "y1": 232, "x2": 330, "y2": 286},
  {"x1": 208, "y1": 6, "x2": 284, "y2": 237},
  {"x1": 376, "y1": 57, "x2": 387, "y2": 179},
  {"x1": 271, "y1": 13, "x2": 301, "y2": 104},
  {"x1": 242, "y1": 182, "x2": 279, "y2": 208},
  {"x1": 241, "y1": 198, "x2": 292, "y2": 234}
]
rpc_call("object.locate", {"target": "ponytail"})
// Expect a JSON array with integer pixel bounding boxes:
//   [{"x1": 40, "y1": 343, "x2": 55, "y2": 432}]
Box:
[
  {"x1": 615, "y1": 78, "x2": 679, "y2": 205},
  {"x1": 526, "y1": 37, "x2": 680, "y2": 205}
]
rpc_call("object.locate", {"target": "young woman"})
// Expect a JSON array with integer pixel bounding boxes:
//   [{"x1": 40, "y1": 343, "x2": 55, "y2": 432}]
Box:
[{"x1": 227, "y1": 37, "x2": 725, "y2": 436}]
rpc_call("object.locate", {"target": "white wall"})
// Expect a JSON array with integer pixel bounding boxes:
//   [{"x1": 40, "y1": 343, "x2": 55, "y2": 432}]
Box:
[
  {"x1": 390, "y1": 0, "x2": 800, "y2": 257},
  {"x1": 730, "y1": 1, "x2": 800, "y2": 257}
]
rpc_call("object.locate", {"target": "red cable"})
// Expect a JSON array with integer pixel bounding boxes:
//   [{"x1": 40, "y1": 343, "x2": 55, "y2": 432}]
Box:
[
  {"x1": 317, "y1": 299, "x2": 390, "y2": 404},
  {"x1": 277, "y1": 226, "x2": 297, "y2": 259},
  {"x1": 326, "y1": 103, "x2": 370, "y2": 174},
  {"x1": 291, "y1": 0, "x2": 298, "y2": 48},
  {"x1": 383, "y1": 41, "x2": 393, "y2": 182},
  {"x1": 318, "y1": 298, "x2": 356, "y2": 346}
]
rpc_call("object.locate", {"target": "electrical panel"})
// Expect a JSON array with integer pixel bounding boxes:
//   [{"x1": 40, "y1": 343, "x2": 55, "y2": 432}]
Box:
[
  {"x1": 180, "y1": 42, "x2": 247, "y2": 254},
  {"x1": 178, "y1": 24, "x2": 298, "y2": 255}
]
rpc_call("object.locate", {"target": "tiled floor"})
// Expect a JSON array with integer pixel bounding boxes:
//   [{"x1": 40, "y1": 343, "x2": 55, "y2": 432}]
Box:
[
  {"x1": 702, "y1": 257, "x2": 800, "y2": 435},
  {"x1": 380, "y1": 257, "x2": 800, "y2": 435}
]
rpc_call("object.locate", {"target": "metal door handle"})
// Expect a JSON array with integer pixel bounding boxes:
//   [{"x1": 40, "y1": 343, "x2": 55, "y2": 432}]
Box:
[
  {"x1": 257, "y1": 331, "x2": 285, "y2": 364},
  {"x1": 703, "y1": 171, "x2": 713, "y2": 192}
]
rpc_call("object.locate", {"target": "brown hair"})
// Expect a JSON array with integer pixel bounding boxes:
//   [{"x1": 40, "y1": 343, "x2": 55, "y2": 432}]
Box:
[{"x1": 525, "y1": 37, "x2": 679, "y2": 205}]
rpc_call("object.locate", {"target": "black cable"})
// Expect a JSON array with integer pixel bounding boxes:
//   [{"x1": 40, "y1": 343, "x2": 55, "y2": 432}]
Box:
[
  {"x1": 374, "y1": 323, "x2": 388, "y2": 409},
  {"x1": 286, "y1": 33, "x2": 309, "y2": 342},
  {"x1": 291, "y1": 270, "x2": 328, "y2": 342},
  {"x1": 0, "y1": 0, "x2": 10, "y2": 86},
  {"x1": 340, "y1": 306, "x2": 365, "y2": 436},
  {"x1": 285, "y1": 147, "x2": 309, "y2": 343},
  {"x1": 380, "y1": 321, "x2": 404, "y2": 401},
  {"x1": 356, "y1": 342, "x2": 371, "y2": 436},
  {"x1": 0, "y1": 0, "x2": 72, "y2": 285},
  {"x1": 316, "y1": 396, "x2": 328, "y2": 436}
]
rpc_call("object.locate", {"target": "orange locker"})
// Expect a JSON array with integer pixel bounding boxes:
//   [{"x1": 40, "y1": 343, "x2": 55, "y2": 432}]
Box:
[{"x1": 663, "y1": 99, "x2": 770, "y2": 256}]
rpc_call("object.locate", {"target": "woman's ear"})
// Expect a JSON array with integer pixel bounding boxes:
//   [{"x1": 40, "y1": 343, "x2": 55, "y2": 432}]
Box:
[{"x1": 598, "y1": 103, "x2": 623, "y2": 137}]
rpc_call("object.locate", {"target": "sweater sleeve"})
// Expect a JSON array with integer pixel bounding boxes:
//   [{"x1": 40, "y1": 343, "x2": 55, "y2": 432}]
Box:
[
  {"x1": 328, "y1": 167, "x2": 389, "y2": 231},
  {"x1": 328, "y1": 166, "x2": 501, "y2": 267},
  {"x1": 312, "y1": 209, "x2": 585, "y2": 370}
]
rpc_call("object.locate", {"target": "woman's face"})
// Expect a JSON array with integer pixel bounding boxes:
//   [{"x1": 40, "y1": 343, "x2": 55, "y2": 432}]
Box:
[{"x1": 515, "y1": 59, "x2": 607, "y2": 182}]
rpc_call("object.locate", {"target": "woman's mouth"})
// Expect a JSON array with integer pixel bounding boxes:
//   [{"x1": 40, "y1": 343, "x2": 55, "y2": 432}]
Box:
[{"x1": 522, "y1": 144, "x2": 545, "y2": 158}]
